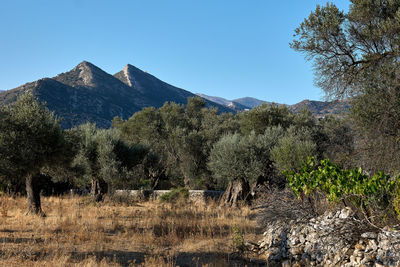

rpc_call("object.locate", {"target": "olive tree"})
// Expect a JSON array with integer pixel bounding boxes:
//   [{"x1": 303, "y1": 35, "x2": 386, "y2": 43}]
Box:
[
  {"x1": 239, "y1": 103, "x2": 293, "y2": 135},
  {"x1": 291, "y1": 0, "x2": 400, "y2": 173},
  {"x1": 271, "y1": 126, "x2": 317, "y2": 174},
  {"x1": 291, "y1": 0, "x2": 400, "y2": 99},
  {"x1": 0, "y1": 93, "x2": 64, "y2": 215},
  {"x1": 208, "y1": 127, "x2": 284, "y2": 207},
  {"x1": 72, "y1": 123, "x2": 148, "y2": 201},
  {"x1": 114, "y1": 97, "x2": 240, "y2": 190}
]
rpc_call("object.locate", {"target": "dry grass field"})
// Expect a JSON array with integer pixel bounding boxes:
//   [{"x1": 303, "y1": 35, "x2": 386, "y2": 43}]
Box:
[{"x1": 0, "y1": 194, "x2": 267, "y2": 266}]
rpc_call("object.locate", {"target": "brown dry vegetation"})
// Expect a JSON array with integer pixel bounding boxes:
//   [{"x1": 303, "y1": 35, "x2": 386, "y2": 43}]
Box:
[{"x1": 0, "y1": 194, "x2": 267, "y2": 266}]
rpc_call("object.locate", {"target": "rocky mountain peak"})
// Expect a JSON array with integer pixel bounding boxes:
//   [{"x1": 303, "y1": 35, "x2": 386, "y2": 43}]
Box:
[
  {"x1": 0, "y1": 62, "x2": 243, "y2": 129},
  {"x1": 54, "y1": 61, "x2": 113, "y2": 88},
  {"x1": 121, "y1": 64, "x2": 136, "y2": 87},
  {"x1": 114, "y1": 64, "x2": 146, "y2": 90},
  {"x1": 73, "y1": 60, "x2": 98, "y2": 74}
]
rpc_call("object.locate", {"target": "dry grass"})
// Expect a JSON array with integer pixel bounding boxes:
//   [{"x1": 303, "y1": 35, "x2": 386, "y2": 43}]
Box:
[{"x1": 0, "y1": 194, "x2": 266, "y2": 266}]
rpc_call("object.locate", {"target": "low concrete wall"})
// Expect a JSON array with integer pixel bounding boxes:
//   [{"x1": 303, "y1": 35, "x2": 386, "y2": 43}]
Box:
[
  {"x1": 70, "y1": 189, "x2": 90, "y2": 196},
  {"x1": 114, "y1": 189, "x2": 224, "y2": 202}
]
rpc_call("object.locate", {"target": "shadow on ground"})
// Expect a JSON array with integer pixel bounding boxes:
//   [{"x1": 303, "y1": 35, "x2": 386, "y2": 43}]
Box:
[
  {"x1": 0, "y1": 236, "x2": 44, "y2": 244},
  {"x1": 69, "y1": 250, "x2": 267, "y2": 266}
]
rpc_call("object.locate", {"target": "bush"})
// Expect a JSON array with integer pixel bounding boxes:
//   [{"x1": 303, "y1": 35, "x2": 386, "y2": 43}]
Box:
[
  {"x1": 159, "y1": 187, "x2": 189, "y2": 203},
  {"x1": 286, "y1": 157, "x2": 400, "y2": 226},
  {"x1": 232, "y1": 225, "x2": 245, "y2": 253},
  {"x1": 271, "y1": 126, "x2": 317, "y2": 174}
]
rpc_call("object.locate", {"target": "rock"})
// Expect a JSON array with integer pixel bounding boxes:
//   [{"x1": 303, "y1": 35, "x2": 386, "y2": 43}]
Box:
[
  {"x1": 366, "y1": 239, "x2": 378, "y2": 253},
  {"x1": 299, "y1": 234, "x2": 306, "y2": 243},
  {"x1": 350, "y1": 255, "x2": 356, "y2": 263},
  {"x1": 355, "y1": 243, "x2": 366, "y2": 250},
  {"x1": 258, "y1": 207, "x2": 400, "y2": 266},
  {"x1": 290, "y1": 237, "x2": 300, "y2": 246},
  {"x1": 245, "y1": 241, "x2": 259, "y2": 251},
  {"x1": 290, "y1": 246, "x2": 304, "y2": 255},
  {"x1": 339, "y1": 208, "x2": 352, "y2": 219},
  {"x1": 362, "y1": 232, "x2": 378, "y2": 239}
]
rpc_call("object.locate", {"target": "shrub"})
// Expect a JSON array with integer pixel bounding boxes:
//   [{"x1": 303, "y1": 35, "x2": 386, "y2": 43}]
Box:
[
  {"x1": 271, "y1": 126, "x2": 317, "y2": 174},
  {"x1": 232, "y1": 225, "x2": 245, "y2": 253},
  {"x1": 159, "y1": 187, "x2": 189, "y2": 203},
  {"x1": 286, "y1": 157, "x2": 400, "y2": 226}
]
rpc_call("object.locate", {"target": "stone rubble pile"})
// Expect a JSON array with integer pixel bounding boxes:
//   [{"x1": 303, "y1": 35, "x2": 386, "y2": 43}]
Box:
[{"x1": 254, "y1": 208, "x2": 400, "y2": 266}]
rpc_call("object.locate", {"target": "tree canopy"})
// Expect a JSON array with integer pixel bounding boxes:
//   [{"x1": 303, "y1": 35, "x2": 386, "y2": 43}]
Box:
[
  {"x1": 291, "y1": 0, "x2": 400, "y2": 99},
  {"x1": 0, "y1": 93, "x2": 64, "y2": 214}
]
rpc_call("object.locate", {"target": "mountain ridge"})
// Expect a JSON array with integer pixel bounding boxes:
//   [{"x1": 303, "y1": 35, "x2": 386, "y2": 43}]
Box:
[
  {"x1": 0, "y1": 61, "x2": 234, "y2": 128},
  {"x1": 199, "y1": 94, "x2": 349, "y2": 117},
  {"x1": 0, "y1": 62, "x2": 349, "y2": 129}
]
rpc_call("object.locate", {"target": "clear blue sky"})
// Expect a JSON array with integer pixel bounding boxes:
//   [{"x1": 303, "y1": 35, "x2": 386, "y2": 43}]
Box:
[{"x1": 0, "y1": 0, "x2": 350, "y2": 104}]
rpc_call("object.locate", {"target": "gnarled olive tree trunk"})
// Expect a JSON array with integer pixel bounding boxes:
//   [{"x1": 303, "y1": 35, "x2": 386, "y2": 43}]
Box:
[
  {"x1": 91, "y1": 178, "x2": 108, "y2": 202},
  {"x1": 26, "y1": 173, "x2": 44, "y2": 216},
  {"x1": 220, "y1": 178, "x2": 250, "y2": 208}
]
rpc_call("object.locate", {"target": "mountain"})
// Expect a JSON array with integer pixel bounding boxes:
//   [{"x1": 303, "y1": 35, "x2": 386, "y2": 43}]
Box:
[
  {"x1": 289, "y1": 99, "x2": 350, "y2": 117},
  {"x1": 0, "y1": 61, "x2": 233, "y2": 128},
  {"x1": 199, "y1": 94, "x2": 349, "y2": 117},
  {"x1": 196, "y1": 94, "x2": 249, "y2": 110},
  {"x1": 0, "y1": 62, "x2": 349, "y2": 128},
  {"x1": 233, "y1": 97, "x2": 270, "y2": 109}
]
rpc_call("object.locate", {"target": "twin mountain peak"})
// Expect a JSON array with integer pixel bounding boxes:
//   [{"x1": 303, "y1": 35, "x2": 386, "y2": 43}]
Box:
[{"x1": 0, "y1": 61, "x2": 348, "y2": 128}]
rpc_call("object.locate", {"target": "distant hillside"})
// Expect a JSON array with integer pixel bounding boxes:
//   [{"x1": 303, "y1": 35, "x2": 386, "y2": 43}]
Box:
[
  {"x1": 0, "y1": 61, "x2": 234, "y2": 128},
  {"x1": 289, "y1": 99, "x2": 350, "y2": 117},
  {"x1": 233, "y1": 97, "x2": 269, "y2": 109},
  {"x1": 0, "y1": 62, "x2": 350, "y2": 128},
  {"x1": 199, "y1": 94, "x2": 350, "y2": 117},
  {"x1": 196, "y1": 94, "x2": 249, "y2": 110}
]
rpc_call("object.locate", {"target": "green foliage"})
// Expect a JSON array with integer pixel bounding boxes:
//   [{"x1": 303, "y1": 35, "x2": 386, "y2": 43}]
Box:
[
  {"x1": 291, "y1": 1, "x2": 400, "y2": 98},
  {"x1": 72, "y1": 123, "x2": 149, "y2": 191},
  {"x1": 239, "y1": 103, "x2": 293, "y2": 135},
  {"x1": 393, "y1": 191, "x2": 400, "y2": 221},
  {"x1": 350, "y1": 86, "x2": 400, "y2": 174},
  {"x1": 271, "y1": 126, "x2": 317, "y2": 174},
  {"x1": 291, "y1": 0, "x2": 400, "y2": 175},
  {"x1": 115, "y1": 97, "x2": 240, "y2": 189},
  {"x1": 208, "y1": 127, "x2": 283, "y2": 188},
  {"x1": 286, "y1": 157, "x2": 400, "y2": 223},
  {"x1": 159, "y1": 187, "x2": 189, "y2": 203},
  {"x1": 0, "y1": 92, "x2": 64, "y2": 179},
  {"x1": 232, "y1": 225, "x2": 245, "y2": 253},
  {"x1": 318, "y1": 115, "x2": 353, "y2": 166}
]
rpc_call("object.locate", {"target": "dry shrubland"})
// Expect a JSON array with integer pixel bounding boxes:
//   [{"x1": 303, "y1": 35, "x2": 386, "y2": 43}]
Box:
[{"x1": 0, "y1": 194, "x2": 266, "y2": 266}]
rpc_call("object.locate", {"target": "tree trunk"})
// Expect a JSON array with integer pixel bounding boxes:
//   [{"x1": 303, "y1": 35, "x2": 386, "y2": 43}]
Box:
[
  {"x1": 151, "y1": 176, "x2": 160, "y2": 190},
  {"x1": 26, "y1": 173, "x2": 44, "y2": 216},
  {"x1": 183, "y1": 175, "x2": 192, "y2": 189},
  {"x1": 220, "y1": 178, "x2": 250, "y2": 208},
  {"x1": 91, "y1": 178, "x2": 107, "y2": 202}
]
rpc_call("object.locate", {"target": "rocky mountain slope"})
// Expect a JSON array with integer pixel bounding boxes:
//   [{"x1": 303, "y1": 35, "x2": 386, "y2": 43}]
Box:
[
  {"x1": 0, "y1": 61, "x2": 233, "y2": 128},
  {"x1": 233, "y1": 97, "x2": 270, "y2": 109},
  {"x1": 200, "y1": 94, "x2": 349, "y2": 117},
  {"x1": 289, "y1": 99, "x2": 350, "y2": 117},
  {"x1": 196, "y1": 94, "x2": 250, "y2": 110},
  {"x1": 0, "y1": 62, "x2": 349, "y2": 128}
]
